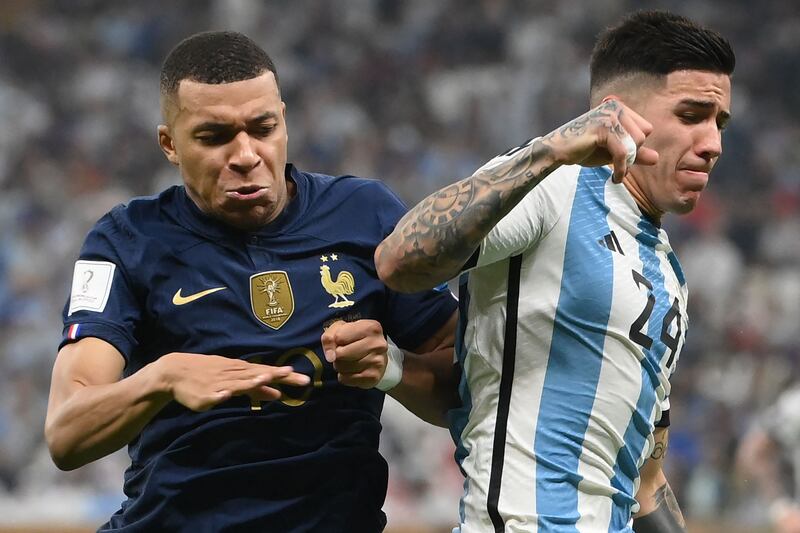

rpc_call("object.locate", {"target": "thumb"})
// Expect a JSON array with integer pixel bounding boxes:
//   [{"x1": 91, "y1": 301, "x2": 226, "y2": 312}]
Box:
[{"x1": 321, "y1": 320, "x2": 344, "y2": 362}]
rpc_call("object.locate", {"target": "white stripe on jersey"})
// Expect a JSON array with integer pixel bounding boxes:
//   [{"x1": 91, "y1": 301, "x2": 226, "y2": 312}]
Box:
[{"x1": 450, "y1": 162, "x2": 688, "y2": 533}]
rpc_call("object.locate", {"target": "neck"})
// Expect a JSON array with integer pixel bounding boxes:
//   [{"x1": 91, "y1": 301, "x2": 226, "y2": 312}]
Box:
[{"x1": 622, "y1": 172, "x2": 663, "y2": 223}]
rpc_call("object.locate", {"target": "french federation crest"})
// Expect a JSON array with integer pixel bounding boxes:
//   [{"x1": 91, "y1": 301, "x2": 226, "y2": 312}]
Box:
[
  {"x1": 250, "y1": 271, "x2": 294, "y2": 330},
  {"x1": 319, "y1": 253, "x2": 356, "y2": 308}
]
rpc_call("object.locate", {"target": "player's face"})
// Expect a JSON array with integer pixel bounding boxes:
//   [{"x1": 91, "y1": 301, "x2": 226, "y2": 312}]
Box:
[
  {"x1": 158, "y1": 72, "x2": 289, "y2": 230},
  {"x1": 628, "y1": 70, "x2": 731, "y2": 216}
]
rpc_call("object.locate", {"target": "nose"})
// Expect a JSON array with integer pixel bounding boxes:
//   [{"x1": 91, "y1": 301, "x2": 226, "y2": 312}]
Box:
[
  {"x1": 696, "y1": 123, "x2": 722, "y2": 162},
  {"x1": 228, "y1": 131, "x2": 261, "y2": 173}
]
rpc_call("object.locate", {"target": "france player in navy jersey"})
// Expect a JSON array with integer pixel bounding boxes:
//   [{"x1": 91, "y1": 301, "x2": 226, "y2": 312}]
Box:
[
  {"x1": 378, "y1": 11, "x2": 734, "y2": 533},
  {"x1": 45, "y1": 31, "x2": 458, "y2": 532}
]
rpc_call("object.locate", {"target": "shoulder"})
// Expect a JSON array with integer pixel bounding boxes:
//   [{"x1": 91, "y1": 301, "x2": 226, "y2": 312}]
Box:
[
  {"x1": 298, "y1": 168, "x2": 406, "y2": 218},
  {"x1": 92, "y1": 186, "x2": 180, "y2": 237},
  {"x1": 301, "y1": 169, "x2": 402, "y2": 206},
  {"x1": 292, "y1": 167, "x2": 407, "y2": 240},
  {"x1": 81, "y1": 186, "x2": 184, "y2": 261}
]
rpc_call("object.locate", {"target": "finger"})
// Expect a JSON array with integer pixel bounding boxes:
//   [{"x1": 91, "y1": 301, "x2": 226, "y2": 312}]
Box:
[
  {"x1": 611, "y1": 101, "x2": 657, "y2": 168},
  {"x1": 338, "y1": 369, "x2": 382, "y2": 389},
  {"x1": 621, "y1": 132, "x2": 638, "y2": 167},
  {"x1": 321, "y1": 320, "x2": 345, "y2": 362},
  {"x1": 247, "y1": 386, "x2": 283, "y2": 403},
  {"x1": 623, "y1": 106, "x2": 653, "y2": 137},
  {"x1": 270, "y1": 371, "x2": 311, "y2": 387},
  {"x1": 331, "y1": 335, "x2": 387, "y2": 362},
  {"x1": 335, "y1": 353, "x2": 385, "y2": 376},
  {"x1": 607, "y1": 130, "x2": 632, "y2": 183},
  {"x1": 251, "y1": 368, "x2": 311, "y2": 387},
  {"x1": 330, "y1": 320, "x2": 383, "y2": 347},
  {"x1": 334, "y1": 359, "x2": 369, "y2": 375},
  {"x1": 635, "y1": 146, "x2": 659, "y2": 166}
]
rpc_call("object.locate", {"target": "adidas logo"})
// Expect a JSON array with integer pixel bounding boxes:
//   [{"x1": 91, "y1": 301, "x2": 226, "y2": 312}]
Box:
[{"x1": 598, "y1": 230, "x2": 625, "y2": 255}]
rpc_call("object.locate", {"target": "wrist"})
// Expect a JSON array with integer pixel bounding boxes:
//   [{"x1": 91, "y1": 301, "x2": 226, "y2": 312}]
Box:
[
  {"x1": 145, "y1": 354, "x2": 177, "y2": 401},
  {"x1": 376, "y1": 342, "x2": 404, "y2": 392}
]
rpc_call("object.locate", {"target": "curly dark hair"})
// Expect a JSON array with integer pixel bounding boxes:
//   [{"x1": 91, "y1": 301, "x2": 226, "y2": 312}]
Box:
[{"x1": 160, "y1": 30, "x2": 278, "y2": 97}]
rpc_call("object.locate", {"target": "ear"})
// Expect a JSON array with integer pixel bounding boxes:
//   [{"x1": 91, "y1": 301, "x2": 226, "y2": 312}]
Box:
[
  {"x1": 601, "y1": 93, "x2": 623, "y2": 105},
  {"x1": 157, "y1": 125, "x2": 179, "y2": 166}
]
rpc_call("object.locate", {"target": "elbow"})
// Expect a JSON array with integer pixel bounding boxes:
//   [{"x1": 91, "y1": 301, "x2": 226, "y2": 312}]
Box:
[
  {"x1": 374, "y1": 243, "x2": 404, "y2": 291},
  {"x1": 374, "y1": 243, "x2": 431, "y2": 293},
  {"x1": 48, "y1": 446, "x2": 84, "y2": 472},
  {"x1": 44, "y1": 421, "x2": 83, "y2": 471}
]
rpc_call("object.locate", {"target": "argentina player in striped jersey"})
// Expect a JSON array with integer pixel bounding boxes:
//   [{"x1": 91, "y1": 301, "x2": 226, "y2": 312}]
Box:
[{"x1": 377, "y1": 11, "x2": 734, "y2": 533}]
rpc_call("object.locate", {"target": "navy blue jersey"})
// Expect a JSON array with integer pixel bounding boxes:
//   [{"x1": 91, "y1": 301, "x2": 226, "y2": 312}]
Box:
[{"x1": 60, "y1": 165, "x2": 457, "y2": 532}]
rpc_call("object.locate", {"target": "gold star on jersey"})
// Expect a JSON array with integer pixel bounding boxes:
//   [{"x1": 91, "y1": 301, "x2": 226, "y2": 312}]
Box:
[{"x1": 319, "y1": 253, "x2": 355, "y2": 308}]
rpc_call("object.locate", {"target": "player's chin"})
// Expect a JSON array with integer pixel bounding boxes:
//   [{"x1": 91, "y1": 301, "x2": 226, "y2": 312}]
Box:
[
  {"x1": 673, "y1": 193, "x2": 702, "y2": 215},
  {"x1": 216, "y1": 205, "x2": 274, "y2": 231}
]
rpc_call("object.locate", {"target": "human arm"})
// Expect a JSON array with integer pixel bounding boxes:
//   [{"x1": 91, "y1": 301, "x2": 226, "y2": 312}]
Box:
[
  {"x1": 737, "y1": 427, "x2": 800, "y2": 533},
  {"x1": 375, "y1": 99, "x2": 657, "y2": 292},
  {"x1": 45, "y1": 337, "x2": 309, "y2": 470},
  {"x1": 632, "y1": 427, "x2": 686, "y2": 533},
  {"x1": 321, "y1": 311, "x2": 459, "y2": 427}
]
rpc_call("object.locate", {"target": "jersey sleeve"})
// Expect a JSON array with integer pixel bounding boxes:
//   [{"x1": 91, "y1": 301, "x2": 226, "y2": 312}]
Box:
[
  {"x1": 383, "y1": 284, "x2": 457, "y2": 351},
  {"x1": 654, "y1": 404, "x2": 670, "y2": 428},
  {"x1": 464, "y1": 161, "x2": 577, "y2": 272},
  {"x1": 60, "y1": 210, "x2": 142, "y2": 362}
]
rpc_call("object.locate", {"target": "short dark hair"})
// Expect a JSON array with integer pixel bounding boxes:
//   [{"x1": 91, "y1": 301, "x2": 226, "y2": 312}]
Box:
[
  {"x1": 160, "y1": 30, "x2": 279, "y2": 97},
  {"x1": 590, "y1": 10, "x2": 735, "y2": 92}
]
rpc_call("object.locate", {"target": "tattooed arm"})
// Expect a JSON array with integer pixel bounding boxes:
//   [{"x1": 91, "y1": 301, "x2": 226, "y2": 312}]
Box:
[
  {"x1": 633, "y1": 427, "x2": 686, "y2": 533},
  {"x1": 375, "y1": 99, "x2": 656, "y2": 293}
]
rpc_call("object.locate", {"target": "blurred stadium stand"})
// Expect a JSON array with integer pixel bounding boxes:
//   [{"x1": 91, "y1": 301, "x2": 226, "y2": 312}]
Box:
[{"x1": 0, "y1": 0, "x2": 797, "y2": 531}]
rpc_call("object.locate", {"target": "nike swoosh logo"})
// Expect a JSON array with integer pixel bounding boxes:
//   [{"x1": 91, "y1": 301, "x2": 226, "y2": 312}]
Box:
[{"x1": 172, "y1": 287, "x2": 227, "y2": 305}]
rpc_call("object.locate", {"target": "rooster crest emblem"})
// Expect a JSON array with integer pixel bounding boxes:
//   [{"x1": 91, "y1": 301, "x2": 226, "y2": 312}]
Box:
[{"x1": 319, "y1": 254, "x2": 355, "y2": 308}]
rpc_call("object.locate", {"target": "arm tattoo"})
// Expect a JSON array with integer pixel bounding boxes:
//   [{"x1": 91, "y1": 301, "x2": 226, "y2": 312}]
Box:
[
  {"x1": 650, "y1": 440, "x2": 666, "y2": 461},
  {"x1": 378, "y1": 99, "x2": 630, "y2": 291},
  {"x1": 542, "y1": 99, "x2": 626, "y2": 145},
  {"x1": 633, "y1": 483, "x2": 687, "y2": 533},
  {"x1": 378, "y1": 139, "x2": 557, "y2": 291}
]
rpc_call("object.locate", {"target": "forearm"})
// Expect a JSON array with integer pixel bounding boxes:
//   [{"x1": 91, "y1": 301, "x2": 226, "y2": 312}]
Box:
[
  {"x1": 388, "y1": 348, "x2": 460, "y2": 427},
  {"x1": 633, "y1": 481, "x2": 686, "y2": 533},
  {"x1": 45, "y1": 361, "x2": 170, "y2": 470},
  {"x1": 376, "y1": 138, "x2": 558, "y2": 292}
]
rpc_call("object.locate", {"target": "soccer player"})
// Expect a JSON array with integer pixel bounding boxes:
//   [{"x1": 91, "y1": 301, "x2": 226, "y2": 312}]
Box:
[
  {"x1": 376, "y1": 10, "x2": 734, "y2": 533},
  {"x1": 44, "y1": 31, "x2": 458, "y2": 531}
]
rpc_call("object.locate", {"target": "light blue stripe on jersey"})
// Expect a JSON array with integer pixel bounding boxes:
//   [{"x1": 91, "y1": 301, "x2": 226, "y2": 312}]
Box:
[
  {"x1": 608, "y1": 218, "x2": 673, "y2": 532},
  {"x1": 449, "y1": 272, "x2": 474, "y2": 525},
  {"x1": 535, "y1": 167, "x2": 614, "y2": 531}
]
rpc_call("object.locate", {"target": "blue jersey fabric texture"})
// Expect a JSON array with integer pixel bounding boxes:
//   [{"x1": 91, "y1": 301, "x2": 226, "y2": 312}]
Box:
[{"x1": 60, "y1": 165, "x2": 457, "y2": 533}]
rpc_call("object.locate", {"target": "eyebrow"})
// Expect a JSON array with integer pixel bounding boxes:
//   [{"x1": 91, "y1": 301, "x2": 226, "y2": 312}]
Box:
[
  {"x1": 191, "y1": 112, "x2": 280, "y2": 134},
  {"x1": 677, "y1": 99, "x2": 732, "y2": 124}
]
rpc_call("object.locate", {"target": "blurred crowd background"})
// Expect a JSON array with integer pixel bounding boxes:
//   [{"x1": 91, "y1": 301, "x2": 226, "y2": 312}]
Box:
[{"x1": 0, "y1": 0, "x2": 798, "y2": 531}]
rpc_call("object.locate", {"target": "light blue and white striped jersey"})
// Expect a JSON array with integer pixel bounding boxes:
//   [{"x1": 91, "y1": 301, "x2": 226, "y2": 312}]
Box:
[{"x1": 449, "y1": 157, "x2": 688, "y2": 533}]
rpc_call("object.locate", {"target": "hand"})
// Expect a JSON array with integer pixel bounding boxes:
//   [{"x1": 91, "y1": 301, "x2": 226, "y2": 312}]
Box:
[
  {"x1": 540, "y1": 98, "x2": 658, "y2": 183},
  {"x1": 321, "y1": 320, "x2": 388, "y2": 389},
  {"x1": 156, "y1": 352, "x2": 310, "y2": 411}
]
